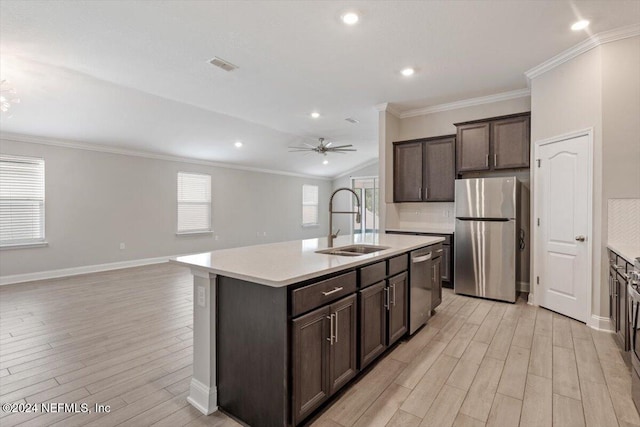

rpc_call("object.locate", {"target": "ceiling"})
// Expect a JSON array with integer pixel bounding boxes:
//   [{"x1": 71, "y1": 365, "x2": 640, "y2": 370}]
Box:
[{"x1": 0, "y1": 1, "x2": 638, "y2": 178}]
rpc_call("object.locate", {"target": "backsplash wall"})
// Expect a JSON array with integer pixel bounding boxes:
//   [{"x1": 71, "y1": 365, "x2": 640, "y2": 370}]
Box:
[
  {"x1": 388, "y1": 202, "x2": 455, "y2": 230},
  {"x1": 608, "y1": 198, "x2": 640, "y2": 247}
]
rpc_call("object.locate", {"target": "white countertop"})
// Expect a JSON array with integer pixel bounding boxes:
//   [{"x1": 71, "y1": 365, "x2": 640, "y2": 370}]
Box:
[
  {"x1": 172, "y1": 233, "x2": 444, "y2": 287},
  {"x1": 386, "y1": 226, "x2": 454, "y2": 234},
  {"x1": 608, "y1": 243, "x2": 640, "y2": 265}
]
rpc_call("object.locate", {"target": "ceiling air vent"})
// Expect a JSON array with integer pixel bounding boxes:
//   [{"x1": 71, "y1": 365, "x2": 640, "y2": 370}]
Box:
[
  {"x1": 345, "y1": 117, "x2": 359, "y2": 124},
  {"x1": 209, "y1": 57, "x2": 238, "y2": 72}
]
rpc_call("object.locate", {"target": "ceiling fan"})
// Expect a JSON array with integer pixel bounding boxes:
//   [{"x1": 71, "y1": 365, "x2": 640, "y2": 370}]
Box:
[{"x1": 288, "y1": 138, "x2": 356, "y2": 156}]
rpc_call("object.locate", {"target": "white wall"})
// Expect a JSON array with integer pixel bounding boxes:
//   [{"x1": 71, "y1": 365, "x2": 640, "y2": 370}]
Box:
[
  {"x1": 0, "y1": 138, "x2": 331, "y2": 278},
  {"x1": 530, "y1": 35, "x2": 640, "y2": 321},
  {"x1": 330, "y1": 161, "x2": 379, "y2": 234}
]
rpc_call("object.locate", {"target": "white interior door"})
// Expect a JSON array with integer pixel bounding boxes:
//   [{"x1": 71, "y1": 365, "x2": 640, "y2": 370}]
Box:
[{"x1": 535, "y1": 134, "x2": 590, "y2": 322}]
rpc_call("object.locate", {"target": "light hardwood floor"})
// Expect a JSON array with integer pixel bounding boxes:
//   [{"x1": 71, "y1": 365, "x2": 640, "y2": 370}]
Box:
[{"x1": 0, "y1": 263, "x2": 638, "y2": 427}]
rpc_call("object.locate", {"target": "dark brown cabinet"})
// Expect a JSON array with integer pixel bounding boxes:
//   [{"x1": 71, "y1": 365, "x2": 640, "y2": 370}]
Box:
[
  {"x1": 609, "y1": 249, "x2": 631, "y2": 354},
  {"x1": 292, "y1": 294, "x2": 357, "y2": 425},
  {"x1": 359, "y1": 281, "x2": 387, "y2": 368},
  {"x1": 493, "y1": 115, "x2": 530, "y2": 169},
  {"x1": 388, "y1": 272, "x2": 408, "y2": 345},
  {"x1": 455, "y1": 112, "x2": 530, "y2": 174},
  {"x1": 456, "y1": 122, "x2": 490, "y2": 172},
  {"x1": 328, "y1": 295, "x2": 357, "y2": 394},
  {"x1": 431, "y1": 252, "x2": 442, "y2": 310},
  {"x1": 393, "y1": 141, "x2": 423, "y2": 202},
  {"x1": 393, "y1": 135, "x2": 455, "y2": 202},
  {"x1": 292, "y1": 306, "x2": 330, "y2": 424},
  {"x1": 358, "y1": 267, "x2": 408, "y2": 369}
]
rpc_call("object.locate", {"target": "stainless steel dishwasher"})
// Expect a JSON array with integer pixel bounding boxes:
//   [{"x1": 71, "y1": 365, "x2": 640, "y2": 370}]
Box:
[{"x1": 409, "y1": 248, "x2": 432, "y2": 334}]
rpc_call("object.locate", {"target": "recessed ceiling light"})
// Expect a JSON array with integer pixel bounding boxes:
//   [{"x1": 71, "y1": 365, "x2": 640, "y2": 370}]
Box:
[
  {"x1": 310, "y1": 112, "x2": 320, "y2": 119},
  {"x1": 401, "y1": 67, "x2": 415, "y2": 77},
  {"x1": 571, "y1": 20, "x2": 590, "y2": 31},
  {"x1": 323, "y1": 160, "x2": 329, "y2": 165},
  {"x1": 341, "y1": 12, "x2": 359, "y2": 25},
  {"x1": 234, "y1": 141, "x2": 243, "y2": 148}
]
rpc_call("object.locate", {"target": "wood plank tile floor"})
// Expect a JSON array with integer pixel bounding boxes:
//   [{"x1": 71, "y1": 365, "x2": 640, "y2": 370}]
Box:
[{"x1": 0, "y1": 263, "x2": 638, "y2": 427}]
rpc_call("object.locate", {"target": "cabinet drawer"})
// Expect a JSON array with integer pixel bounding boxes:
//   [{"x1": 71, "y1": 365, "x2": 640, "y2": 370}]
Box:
[
  {"x1": 292, "y1": 272, "x2": 357, "y2": 316},
  {"x1": 431, "y1": 244, "x2": 444, "y2": 259},
  {"x1": 388, "y1": 254, "x2": 408, "y2": 276},
  {"x1": 360, "y1": 261, "x2": 386, "y2": 289}
]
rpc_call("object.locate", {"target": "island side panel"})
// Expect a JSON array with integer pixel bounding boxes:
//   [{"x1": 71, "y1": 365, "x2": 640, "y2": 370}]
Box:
[{"x1": 217, "y1": 276, "x2": 289, "y2": 427}]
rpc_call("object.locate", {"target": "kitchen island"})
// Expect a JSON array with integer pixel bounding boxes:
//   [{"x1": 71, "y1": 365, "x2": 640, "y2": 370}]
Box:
[{"x1": 172, "y1": 232, "x2": 444, "y2": 427}]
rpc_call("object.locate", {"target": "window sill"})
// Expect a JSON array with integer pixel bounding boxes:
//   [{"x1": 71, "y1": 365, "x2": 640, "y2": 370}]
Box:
[
  {"x1": 176, "y1": 231, "x2": 214, "y2": 236},
  {"x1": 302, "y1": 224, "x2": 319, "y2": 228},
  {"x1": 0, "y1": 241, "x2": 49, "y2": 250}
]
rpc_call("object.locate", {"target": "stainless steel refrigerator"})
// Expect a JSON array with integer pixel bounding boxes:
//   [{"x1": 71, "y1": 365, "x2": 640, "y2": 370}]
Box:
[{"x1": 454, "y1": 177, "x2": 518, "y2": 303}]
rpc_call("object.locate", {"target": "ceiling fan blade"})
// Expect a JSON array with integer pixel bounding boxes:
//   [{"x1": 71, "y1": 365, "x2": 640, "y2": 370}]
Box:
[
  {"x1": 333, "y1": 149, "x2": 357, "y2": 152},
  {"x1": 325, "y1": 142, "x2": 333, "y2": 147},
  {"x1": 328, "y1": 144, "x2": 353, "y2": 149},
  {"x1": 303, "y1": 142, "x2": 317, "y2": 148}
]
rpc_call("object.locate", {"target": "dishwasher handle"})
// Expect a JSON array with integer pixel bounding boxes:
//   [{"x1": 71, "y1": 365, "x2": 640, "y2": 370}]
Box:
[{"x1": 412, "y1": 253, "x2": 432, "y2": 263}]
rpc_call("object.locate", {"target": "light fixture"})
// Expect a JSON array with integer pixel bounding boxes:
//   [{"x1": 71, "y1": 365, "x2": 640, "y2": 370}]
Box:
[
  {"x1": 571, "y1": 20, "x2": 589, "y2": 31},
  {"x1": 0, "y1": 80, "x2": 20, "y2": 113},
  {"x1": 234, "y1": 141, "x2": 243, "y2": 148},
  {"x1": 310, "y1": 112, "x2": 320, "y2": 119},
  {"x1": 341, "y1": 12, "x2": 359, "y2": 25},
  {"x1": 289, "y1": 137, "x2": 357, "y2": 156},
  {"x1": 323, "y1": 160, "x2": 329, "y2": 165},
  {"x1": 401, "y1": 67, "x2": 415, "y2": 77}
]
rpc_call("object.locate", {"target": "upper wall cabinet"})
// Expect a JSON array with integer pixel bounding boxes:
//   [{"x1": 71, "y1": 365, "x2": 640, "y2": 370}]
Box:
[
  {"x1": 393, "y1": 135, "x2": 456, "y2": 203},
  {"x1": 455, "y1": 112, "x2": 531, "y2": 174}
]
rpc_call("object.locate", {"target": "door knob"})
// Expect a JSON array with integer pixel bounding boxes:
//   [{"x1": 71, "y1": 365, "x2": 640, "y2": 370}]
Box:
[{"x1": 575, "y1": 235, "x2": 586, "y2": 242}]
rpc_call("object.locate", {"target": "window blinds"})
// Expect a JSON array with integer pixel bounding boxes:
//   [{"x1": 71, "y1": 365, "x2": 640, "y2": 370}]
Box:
[
  {"x1": 177, "y1": 172, "x2": 212, "y2": 233},
  {"x1": 302, "y1": 184, "x2": 319, "y2": 226},
  {"x1": 0, "y1": 155, "x2": 45, "y2": 246}
]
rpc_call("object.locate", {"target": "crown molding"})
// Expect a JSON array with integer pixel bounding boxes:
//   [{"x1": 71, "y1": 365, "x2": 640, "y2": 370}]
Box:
[
  {"x1": 332, "y1": 158, "x2": 379, "y2": 180},
  {"x1": 0, "y1": 132, "x2": 331, "y2": 181},
  {"x1": 398, "y1": 88, "x2": 531, "y2": 119},
  {"x1": 525, "y1": 23, "x2": 640, "y2": 81},
  {"x1": 374, "y1": 103, "x2": 401, "y2": 118}
]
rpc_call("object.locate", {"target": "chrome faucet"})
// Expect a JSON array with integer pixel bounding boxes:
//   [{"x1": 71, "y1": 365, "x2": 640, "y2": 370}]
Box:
[{"x1": 328, "y1": 187, "x2": 361, "y2": 247}]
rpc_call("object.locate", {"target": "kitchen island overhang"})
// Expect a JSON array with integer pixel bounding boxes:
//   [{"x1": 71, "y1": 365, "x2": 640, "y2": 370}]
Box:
[{"x1": 171, "y1": 232, "x2": 444, "y2": 426}]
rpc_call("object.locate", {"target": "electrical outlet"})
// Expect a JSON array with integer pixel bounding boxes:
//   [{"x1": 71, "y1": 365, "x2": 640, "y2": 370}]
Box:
[
  {"x1": 214, "y1": 235, "x2": 219, "y2": 241},
  {"x1": 119, "y1": 243, "x2": 125, "y2": 250},
  {"x1": 197, "y1": 286, "x2": 206, "y2": 308},
  {"x1": 262, "y1": 232, "x2": 267, "y2": 237}
]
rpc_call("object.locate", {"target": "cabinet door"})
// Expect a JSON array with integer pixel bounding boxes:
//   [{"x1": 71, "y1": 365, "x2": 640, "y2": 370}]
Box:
[
  {"x1": 432, "y1": 256, "x2": 442, "y2": 310},
  {"x1": 456, "y1": 122, "x2": 490, "y2": 173},
  {"x1": 292, "y1": 306, "x2": 330, "y2": 424},
  {"x1": 388, "y1": 272, "x2": 408, "y2": 345},
  {"x1": 394, "y1": 142, "x2": 423, "y2": 202},
  {"x1": 492, "y1": 115, "x2": 530, "y2": 169},
  {"x1": 328, "y1": 294, "x2": 358, "y2": 395},
  {"x1": 618, "y1": 275, "x2": 629, "y2": 351},
  {"x1": 424, "y1": 136, "x2": 455, "y2": 201},
  {"x1": 612, "y1": 273, "x2": 620, "y2": 334},
  {"x1": 441, "y1": 245, "x2": 451, "y2": 282},
  {"x1": 359, "y1": 282, "x2": 387, "y2": 369}
]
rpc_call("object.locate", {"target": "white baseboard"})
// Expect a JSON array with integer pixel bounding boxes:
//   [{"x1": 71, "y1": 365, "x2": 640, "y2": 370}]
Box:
[
  {"x1": 187, "y1": 378, "x2": 218, "y2": 415},
  {"x1": 588, "y1": 314, "x2": 613, "y2": 332},
  {"x1": 0, "y1": 256, "x2": 172, "y2": 286},
  {"x1": 517, "y1": 281, "x2": 530, "y2": 293}
]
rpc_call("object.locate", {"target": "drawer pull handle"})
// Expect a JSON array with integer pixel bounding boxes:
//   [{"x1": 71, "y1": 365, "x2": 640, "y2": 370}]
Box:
[{"x1": 322, "y1": 287, "x2": 344, "y2": 296}]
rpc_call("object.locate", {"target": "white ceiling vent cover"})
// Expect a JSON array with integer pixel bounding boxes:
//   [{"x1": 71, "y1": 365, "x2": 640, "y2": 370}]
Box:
[{"x1": 209, "y1": 57, "x2": 238, "y2": 72}]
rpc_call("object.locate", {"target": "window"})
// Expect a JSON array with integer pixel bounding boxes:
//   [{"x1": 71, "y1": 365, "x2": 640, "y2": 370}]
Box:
[
  {"x1": 302, "y1": 184, "x2": 319, "y2": 226},
  {"x1": 177, "y1": 172, "x2": 212, "y2": 234},
  {"x1": 0, "y1": 155, "x2": 46, "y2": 247}
]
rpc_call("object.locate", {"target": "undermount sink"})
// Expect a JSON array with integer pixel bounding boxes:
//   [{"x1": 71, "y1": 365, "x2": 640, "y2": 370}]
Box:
[{"x1": 316, "y1": 244, "x2": 390, "y2": 257}]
